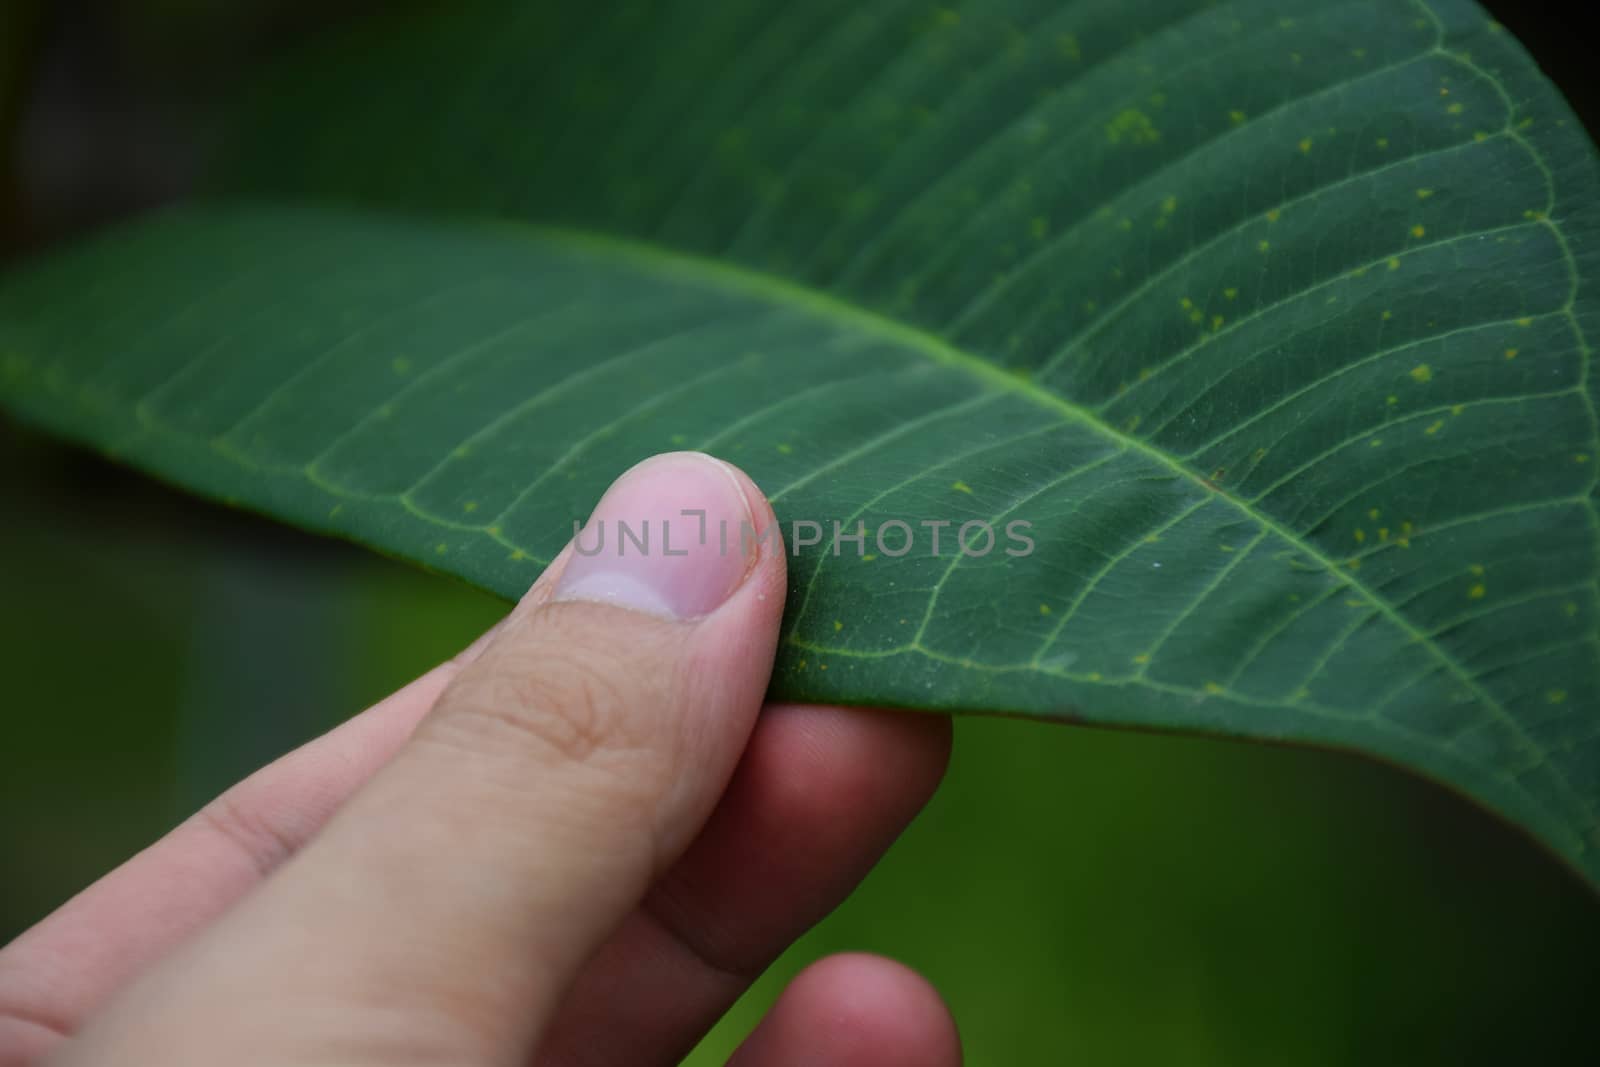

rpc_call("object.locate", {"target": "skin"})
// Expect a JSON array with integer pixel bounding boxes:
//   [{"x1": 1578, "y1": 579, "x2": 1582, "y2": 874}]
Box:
[{"x1": 0, "y1": 453, "x2": 962, "y2": 1066}]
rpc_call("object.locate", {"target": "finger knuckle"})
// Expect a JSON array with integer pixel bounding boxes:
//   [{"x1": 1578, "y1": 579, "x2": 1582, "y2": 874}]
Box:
[
  {"x1": 434, "y1": 643, "x2": 656, "y2": 771},
  {"x1": 192, "y1": 788, "x2": 301, "y2": 880}
]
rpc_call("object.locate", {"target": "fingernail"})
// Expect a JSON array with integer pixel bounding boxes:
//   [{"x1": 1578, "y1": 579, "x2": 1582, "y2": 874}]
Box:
[{"x1": 553, "y1": 452, "x2": 760, "y2": 620}]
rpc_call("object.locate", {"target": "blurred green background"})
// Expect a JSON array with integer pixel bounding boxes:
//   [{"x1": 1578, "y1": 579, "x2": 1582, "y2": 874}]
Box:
[{"x1": 3, "y1": 2, "x2": 1598, "y2": 1064}]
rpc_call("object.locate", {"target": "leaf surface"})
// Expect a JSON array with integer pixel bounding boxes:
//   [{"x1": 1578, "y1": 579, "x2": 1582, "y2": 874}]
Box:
[{"x1": 3, "y1": 0, "x2": 1599, "y2": 880}]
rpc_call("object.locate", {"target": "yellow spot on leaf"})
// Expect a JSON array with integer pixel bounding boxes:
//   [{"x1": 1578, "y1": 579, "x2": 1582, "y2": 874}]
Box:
[
  {"x1": 1447, "y1": 102, "x2": 1464, "y2": 115},
  {"x1": 1211, "y1": 315, "x2": 1225, "y2": 331},
  {"x1": 1424, "y1": 420, "x2": 1444, "y2": 435},
  {"x1": 1469, "y1": 564, "x2": 1485, "y2": 575},
  {"x1": 1346, "y1": 559, "x2": 1361, "y2": 571},
  {"x1": 1504, "y1": 348, "x2": 1519, "y2": 360},
  {"x1": 1376, "y1": 137, "x2": 1390, "y2": 148},
  {"x1": 1266, "y1": 208, "x2": 1281, "y2": 223},
  {"x1": 1388, "y1": 257, "x2": 1401, "y2": 271},
  {"x1": 1132, "y1": 653, "x2": 1151, "y2": 664},
  {"x1": 1379, "y1": 527, "x2": 1390, "y2": 541},
  {"x1": 1161, "y1": 195, "x2": 1178, "y2": 215},
  {"x1": 1386, "y1": 395, "x2": 1398, "y2": 406},
  {"x1": 1409, "y1": 364, "x2": 1433, "y2": 383},
  {"x1": 1577, "y1": 453, "x2": 1592, "y2": 464},
  {"x1": 1204, "y1": 682, "x2": 1225, "y2": 695},
  {"x1": 1229, "y1": 109, "x2": 1246, "y2": 124},
  {"x1": 1370, "y1": 438, "x2": 1384, "y2": 448},
  {"x1": 391, "y1": 357, "x2": 412, "y2": 375},
  {"x1": 1416, "y1": 188, "x2": 1435, "y2": 199},
  {"x1": 834, "y1": 620, "x2": 844, "y2": 632},
  {"x1": 777, "y1": 443, "x2": 793, "y2": 454},
  {"x1": 1106, "y1": 109, "x2": 1160, "y2": 145},
  {"x1": 951, "y1": 480, "x2": 973, "y2": 494},
  {"x1": 1516, "y1": 316, "x2": 1533, "y2": 327},
  {"x1": 1354, "y1": 529, "x2": 1366, "y2": 543},
  {"x1": 1224, "y1": 287, "x2": 1239, "y2": 300},
  {"x1": 1547, "y1": 689, "x2": 1568, "y2": 704},
  {"x1": 1298, "y1": 137, "x2": 1313, "y2": 154},
  {"x1": 1469, "y1": 583, "x2": 1486, "y2": 599},
  {"x1": 1039, "y1": 604, "x2": 1052, "y2": 615},
  {"x1": 1258, "y1": 240, "x2": 1271, "y2": 253},
  {"x1": 435, "y1": 543, "x2": 448, "y2": 555},
  {"x1": 1411, "y1": 224, "x2": 1426, "y2": 238},
  {"x1": 1088, "y1": 672, "x2": 1103, "y2": 682},
  {"x1": 462, "y1": 500, "x2": 479, "y2": 513},
  {"x1": 1368, "y1": 508, "x2": 1381, "y2": 520},
  {"x1": 1564, "y1": 602, "x2": 1579, "y2": 617},
  {"x1": 510, "y1": 548, "x2": 528, "y2": 561}
]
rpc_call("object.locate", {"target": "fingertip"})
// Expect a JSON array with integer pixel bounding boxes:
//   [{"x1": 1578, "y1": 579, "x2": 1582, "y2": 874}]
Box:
[
  {"x1": 731, "y1": 952, "x2": 961, "y2": 1067},
  {"x1": 701, "y1": 451, "x2": 787, "y2": 619},
  {"x1": 797, "y1": 953, "x2": 962, "y2": 1067},
  {"x1": 701, "y1": 452, "x2": 779, "y2": 544},
  {"x1": 553, "y1": 451, "x2": 767, "y2": 619}
]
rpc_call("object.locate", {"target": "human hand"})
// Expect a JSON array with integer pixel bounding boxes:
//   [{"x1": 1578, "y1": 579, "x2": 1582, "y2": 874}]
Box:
[{"x1": 0, "y1": 452, "x2": 959, "y2": 1066}]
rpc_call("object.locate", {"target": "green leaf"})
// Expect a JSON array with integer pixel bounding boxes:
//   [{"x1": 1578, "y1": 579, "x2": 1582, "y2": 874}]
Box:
[{"x1": 3, "y1": 0, "x2": 1599, "y2": 883}]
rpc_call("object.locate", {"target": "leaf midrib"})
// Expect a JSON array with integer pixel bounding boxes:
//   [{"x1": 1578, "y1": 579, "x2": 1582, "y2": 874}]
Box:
[{"x1": 500, "y1": 218, "x2": 1592, "y2": 832}]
